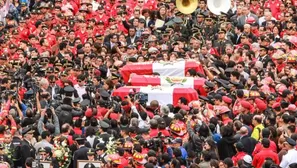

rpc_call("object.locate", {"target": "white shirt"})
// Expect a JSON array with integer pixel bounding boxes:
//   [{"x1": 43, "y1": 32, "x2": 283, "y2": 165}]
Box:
[
  {"x1": 74, "y1": 84, "x2": 86, "y2": 101},
  {"x1": 259, "y1": 16, "x2": 277, "y2": 26},
  {"x1": 131, "y1": 106, "x2": 150, "y2": 129},
  {"x1": 241, "y1": 71, "x2": 250, "y2": 80},
  {"x1": 0, "y1": 0, "x2": 10, "y2": 23},
  {"x1": 280, "y1": 149, "x2": 297, "y2": 168}
]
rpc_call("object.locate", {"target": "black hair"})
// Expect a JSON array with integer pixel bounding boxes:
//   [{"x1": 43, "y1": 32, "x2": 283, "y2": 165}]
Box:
[
  {"x1": 179, "y1": 97, "x2": 188, "y2": 105},
  {"x1": 41, "y1": 131, "x2": 50, "y2": 139},
  {"x1": 59, "y1": 42, "x2": 67, "y2": 50}
]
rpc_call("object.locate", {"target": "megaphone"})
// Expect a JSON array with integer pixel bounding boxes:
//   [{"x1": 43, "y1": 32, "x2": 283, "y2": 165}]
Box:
[
  {"x1": 207, "y1": 0, "x2": 231, "y2": 15},
  {"x1": 176, "y1": 0, "x2": 198, "y2": 14}
]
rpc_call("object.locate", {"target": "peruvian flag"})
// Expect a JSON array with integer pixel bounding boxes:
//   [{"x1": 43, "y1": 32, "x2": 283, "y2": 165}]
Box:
[
  {"x1": 128, "y1": 75, "x2": 206, "y2": 95},
  {"x1": 112, "y1": 86, "x2": 199, "y2": 106},
  {"x1": 120, "y1": 60, "x2": 204, "y2": 83}
]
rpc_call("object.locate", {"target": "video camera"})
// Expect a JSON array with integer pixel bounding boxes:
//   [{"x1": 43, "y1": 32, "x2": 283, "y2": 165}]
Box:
[
  {"x1": 103, "y1": 98, "x2": 122, "y2": 113},
  {"x1": 126, "y1": 89, "x2": 148, "y2": 105},
  {"x1": 85, "y1": 81, "x2": 96, "y2": 94},
  {"x1": 144, "y1": 133, "x2": 172, "y2": 152}
]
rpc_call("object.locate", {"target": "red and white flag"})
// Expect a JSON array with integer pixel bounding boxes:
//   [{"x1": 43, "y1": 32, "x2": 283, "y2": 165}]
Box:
[
  {"x1": 120, "y1": 60, "x2": 204, "y2": 83},
  {"x1": 112, "y1": 86, "x2": 199, "y2": 106},
  {"x1": 129, "y1": 75, "x2": 206, "y2": 91}
]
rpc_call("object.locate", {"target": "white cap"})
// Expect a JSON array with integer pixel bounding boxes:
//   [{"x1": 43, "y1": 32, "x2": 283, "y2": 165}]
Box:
[
  {"x1": 148, "y1": 47, "x2": 158, "y2": 53},
  {"x1": 243, "y1": 155, "x2": 252, "y2": 164}
]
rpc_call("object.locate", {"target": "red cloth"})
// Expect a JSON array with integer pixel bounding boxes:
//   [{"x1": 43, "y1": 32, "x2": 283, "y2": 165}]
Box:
[
  {"x1": 252, "y1": 148, "x2": 279, "y2": 168},
  {"x1": 252, "y1": 140, "x2": 277, "y2": 157}
]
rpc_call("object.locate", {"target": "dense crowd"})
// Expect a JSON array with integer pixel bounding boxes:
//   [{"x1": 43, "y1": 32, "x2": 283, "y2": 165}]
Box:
[{"x1": 1, "y1": 0, "x2": 297, "y2": 168}]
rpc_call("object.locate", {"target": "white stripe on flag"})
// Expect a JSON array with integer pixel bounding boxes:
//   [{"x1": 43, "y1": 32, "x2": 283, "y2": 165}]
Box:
[
  {"x1": 152, "y1": 61, "x2": 185, "y2": 76},
  {"x1": 139, "y1": 86, "x2": 174, "y2": 106},
  {"x1": 160, "y1": 76, "x2": 194, "y2": 88}
]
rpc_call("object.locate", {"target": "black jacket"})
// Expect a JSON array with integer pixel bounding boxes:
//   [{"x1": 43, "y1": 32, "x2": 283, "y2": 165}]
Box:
[
  {"x1": 73, "y1": 146, "x2": 89, "y2": 168},
  {"x1": 239, "y1": 135, "x2": 258, "y2": 155},
  {"x1": 217, "y1": 136, "x2": 237, "y2": 160},
  {"x1": 56, "y1": 104, "x2": 82, "y2": 126},
  {"x1": 20, "y1": 139, "x2": 36, "y2": 168}
]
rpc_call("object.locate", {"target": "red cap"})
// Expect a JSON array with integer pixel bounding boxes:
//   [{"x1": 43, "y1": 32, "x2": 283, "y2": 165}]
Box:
[
  {"x1": 257, "y1": 102, "x2": 267, "y2": 111},
  {"x1": 255, "y1": 98, "x2": 267, "y2": 111},
  {"x1": 272, "y1": 102, "x2": 281, "y2": 109},
  {"x1": 255, "y1": 98, "x2": 263, "y2": 104},
  {"x1": 278, "y1": 85, "x2": 287, "y2": 95},
  {"x1": 246, "y1": 17, "x2": 256, "y2": 24},
  {"x1": 85, "y1": 108, "x2": 93, "y2": 117},
  {"x1": 222, "y1": 96, "x2": 232, "y2": 104},
  {"x1": 240, "y1": 100, "x2": 251, "y2": 110},
  {"x1": 288, "y1": 104, "x2": 297, "y2": 111}
]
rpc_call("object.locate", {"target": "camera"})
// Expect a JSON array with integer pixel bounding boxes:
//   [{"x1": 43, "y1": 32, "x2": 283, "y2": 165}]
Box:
[
  {"x1": 85, "y1": 82, "x2": 96, "y2": 94},
  {"x1": 135, "y1": 92, "x2": 148, "y2": 105}
]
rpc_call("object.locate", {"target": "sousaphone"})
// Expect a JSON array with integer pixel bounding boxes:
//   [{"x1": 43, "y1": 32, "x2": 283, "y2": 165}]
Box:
[
  {"x1": 176, "y1": 0, "x2": 198, "y2": 14},
  {"x1": 207, "y1": 0, "x2": 231, "y2": 15}
]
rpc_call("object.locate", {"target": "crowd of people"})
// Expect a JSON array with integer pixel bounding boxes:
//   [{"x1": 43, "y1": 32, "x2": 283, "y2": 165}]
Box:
[{"x1": 1, "y1": 0, "x2": 297, "y2": 167}]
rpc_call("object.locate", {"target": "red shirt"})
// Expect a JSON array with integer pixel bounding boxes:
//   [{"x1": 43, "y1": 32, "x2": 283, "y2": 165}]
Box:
[
  {"x1": 276, "y1": 63, "x2": 286, "y2": 73},
  {"x1": 18, "y1": 27, "x2": 30, "y2": 40},
  {"x1": 73, "y1": 127, "x2": 82, "y2": 135},
  {"x1": 252, "y1": 140, "x2": 277, "y2": 157},
  {"x1": 75, "y1": 30, "x2": 88, "y2": 43},
  {"x1": 109, "y1": 113, "x2": 120, "y2": 120},
  {"x1": 252, "y1": 148, "x2": 279, "y2": 168},
  {"x1": 96, "y1": 107, "x2": 108, "y2": 118},
  {"x1": 232, "y1": 151, "x2": 247, "y2": 166},
  {"x1": 250, "y1": 4, "x2": 260, "y2": 14},
  {"x1": 68, "y1": 75, "x2": 78, "y2": 85},
  {"x1": 264, "y1": 0, "x2": 281, "y2": 18},
  {"x1": 149, "y1": 128, "x2": 158, "y2": 137},
  {"x1": 159, "y1": 129, "x2": 170, "y2": 137}
]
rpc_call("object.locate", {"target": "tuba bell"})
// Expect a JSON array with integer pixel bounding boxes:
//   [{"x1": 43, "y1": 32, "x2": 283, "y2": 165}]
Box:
[
  {"x1": 176, "y1": 0, "x2": 198, "y2": 15},
  {"x1": 207, "y1": 0, "x2": 231, "y2": 15}
]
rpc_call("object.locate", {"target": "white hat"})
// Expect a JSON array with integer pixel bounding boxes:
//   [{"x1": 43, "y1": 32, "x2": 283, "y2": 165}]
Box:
[
  {"x1": 148, "y1": 47, "x2": 158, "y2": 53},
  {"x1": 243, "y1": 155, "x2": 252, "y2": 164}
]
